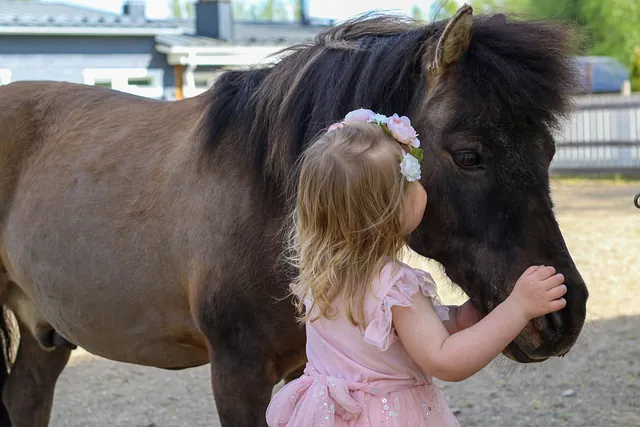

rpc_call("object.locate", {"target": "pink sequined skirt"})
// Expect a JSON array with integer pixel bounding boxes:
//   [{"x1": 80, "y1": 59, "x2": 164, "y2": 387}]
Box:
[{"x1": 266, "y1": 364, "x2": 460, "y2": 427}]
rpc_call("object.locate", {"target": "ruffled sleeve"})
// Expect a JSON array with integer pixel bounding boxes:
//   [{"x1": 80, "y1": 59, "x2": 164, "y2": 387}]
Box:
[{"x1": 364, "y1": 263, "x2": 449, "y2": 351}]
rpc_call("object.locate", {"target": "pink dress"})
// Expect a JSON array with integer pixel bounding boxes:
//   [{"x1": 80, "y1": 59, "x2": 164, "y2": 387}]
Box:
[{"x1": 266, "y1": 261, "x2": 461, "y2": 427}]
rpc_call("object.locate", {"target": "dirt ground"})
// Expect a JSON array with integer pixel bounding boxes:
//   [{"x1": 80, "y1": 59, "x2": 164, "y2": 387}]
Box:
[{"x1": 49, "y1": 180, "x2": 640, "y2": 427}]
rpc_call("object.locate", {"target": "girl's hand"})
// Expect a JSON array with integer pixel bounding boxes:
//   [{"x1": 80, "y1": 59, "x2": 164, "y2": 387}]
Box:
[
  {"x1": 506, "y1": 265, "x2": 567, "y2": 321},
  {"x1": 393, "y1": 266, "x2": 566, "y2": 383}
]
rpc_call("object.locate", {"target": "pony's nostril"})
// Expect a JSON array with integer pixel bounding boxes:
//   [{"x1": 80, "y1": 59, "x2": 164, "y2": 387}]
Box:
[
  {"x1": 546, "y1": 311, "x2": 563, "y2": 333},
  {"x1": 542, "y1": 311, "x2": 565, "y2": 353}
]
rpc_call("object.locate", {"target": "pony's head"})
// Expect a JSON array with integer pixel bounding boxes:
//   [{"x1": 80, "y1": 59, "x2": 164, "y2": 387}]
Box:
[
  {"x1": 407, "y1": 6, "x2": 587, "y2": 362},
  {"x1": 202, "y1": 5, "x2": 588, "y2": 363}
]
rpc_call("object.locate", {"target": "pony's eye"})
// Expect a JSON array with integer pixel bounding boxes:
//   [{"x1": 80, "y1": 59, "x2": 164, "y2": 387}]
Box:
[{"x1": 453, "y1": 150, "x2": 482, "y2": 169}]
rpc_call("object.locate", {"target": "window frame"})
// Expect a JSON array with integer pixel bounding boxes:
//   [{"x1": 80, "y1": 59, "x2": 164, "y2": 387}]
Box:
[
  {"x1": 0, "y1": 69, "x2": 11, "y2": 86},
  {"x1": 183, "y1": 69, "x2": 227, "y2": 98},
  {"x1": 83, "y1": 68, "x2": 164, "y2": 99}
]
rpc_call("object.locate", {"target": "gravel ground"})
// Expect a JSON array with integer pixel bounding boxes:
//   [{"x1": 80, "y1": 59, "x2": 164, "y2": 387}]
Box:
[{"x1": 49, "y1": 180, "x2": 640, "y2": 427}]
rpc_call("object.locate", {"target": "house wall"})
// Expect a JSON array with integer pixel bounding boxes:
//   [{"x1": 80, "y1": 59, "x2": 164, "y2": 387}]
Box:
[{"x1": 0, "y1": 35, "x2": 178, "y2": 99}]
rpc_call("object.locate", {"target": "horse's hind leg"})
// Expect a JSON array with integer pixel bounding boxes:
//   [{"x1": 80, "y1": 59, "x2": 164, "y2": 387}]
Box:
[
  {"x1": 3, "y1": 320, "x2": 71, "y2": 427},
  {"x1": 5, "y1": 285, "x2": 76, "y2": 352}
]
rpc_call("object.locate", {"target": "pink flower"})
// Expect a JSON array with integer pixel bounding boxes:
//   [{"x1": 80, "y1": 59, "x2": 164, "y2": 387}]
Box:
[
  {"x1": 387, "y1": 113, "x2": 420, "y2": 147},
  {"x1": 343, "y1": 108, "x2": 375, "y2": 124},
  {"x1": 327, "y1": 122, "x2": 345, "y2": 132}
]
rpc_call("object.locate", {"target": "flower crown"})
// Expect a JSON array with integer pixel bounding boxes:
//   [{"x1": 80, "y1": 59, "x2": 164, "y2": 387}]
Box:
[{"x1": 326, "y1": 108, "x2": 424, "y2": 182}]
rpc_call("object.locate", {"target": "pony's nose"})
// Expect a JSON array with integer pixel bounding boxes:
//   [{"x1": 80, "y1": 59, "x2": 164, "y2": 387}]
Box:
[{"x1": 537, "y1": 311, "x2": 568, "y2": 356}]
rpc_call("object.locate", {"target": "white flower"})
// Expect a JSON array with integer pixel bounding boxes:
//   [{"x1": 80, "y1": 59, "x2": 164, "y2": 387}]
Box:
[
  {"x1": 399, "y1": 153, "x2": 421, "y2": 182},
  {"x1": 368, "y1": 113, "x2": 388, "y2": 125}
]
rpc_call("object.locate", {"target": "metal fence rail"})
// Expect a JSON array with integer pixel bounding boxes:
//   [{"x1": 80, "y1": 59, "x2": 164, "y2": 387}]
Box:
[{"x1": 551, "y1": 94, "x2": 640, "y2": 174}]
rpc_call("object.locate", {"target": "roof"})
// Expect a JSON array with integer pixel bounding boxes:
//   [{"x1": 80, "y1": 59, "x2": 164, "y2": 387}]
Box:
[
  {"x1": 0, "y1": 0, "x2": 330, "y2": 47},
  {"x1": 0, "y1": 0, "x2": 181, "y2": 35},
  {"x1": 157, "y1": 21, "x2": 328, "y2": 49},
  {"x1": 155, "y1": 20, "x2": 329, "y2": 66}
]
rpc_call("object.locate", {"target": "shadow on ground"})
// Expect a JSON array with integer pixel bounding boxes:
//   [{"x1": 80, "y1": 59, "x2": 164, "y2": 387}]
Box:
[{"x1": 51, "y1": 315, "x2": 640, "y2": 427}]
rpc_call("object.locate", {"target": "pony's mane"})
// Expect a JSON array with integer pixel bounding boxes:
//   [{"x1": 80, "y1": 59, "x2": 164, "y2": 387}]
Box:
[{"x1": 200, "y1": 12, "x2": 578, "y2": 192}]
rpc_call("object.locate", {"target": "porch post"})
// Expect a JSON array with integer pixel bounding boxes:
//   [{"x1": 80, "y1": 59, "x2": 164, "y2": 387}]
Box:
[{"x1": 174, "y1": 64, "x2": 184, "y2": 100}]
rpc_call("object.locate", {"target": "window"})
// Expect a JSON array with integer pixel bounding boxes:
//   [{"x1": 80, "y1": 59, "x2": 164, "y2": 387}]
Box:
[
  {"x1": 83, "y1": 68, "x2": 164, "y2": 99},
  {"x1": 0, "y1": 69, "x2": 11, "y2": 86}
]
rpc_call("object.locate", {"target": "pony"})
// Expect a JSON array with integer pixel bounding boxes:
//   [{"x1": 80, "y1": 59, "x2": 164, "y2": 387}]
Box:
[{"x1": 0, "y1": 5, "x2": 588, "y2": 426}]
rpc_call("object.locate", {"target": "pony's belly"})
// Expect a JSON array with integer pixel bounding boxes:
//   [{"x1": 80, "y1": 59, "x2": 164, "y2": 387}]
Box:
[
  {"x1": 13, "y1": 271, "x2": 209, "y2": 368},
  {"x1": 2, "y1": 227, "x2": 209, "y2": 368},
  {"x1": 58, "y1": 297, "x2": 208, "y2": 368}
]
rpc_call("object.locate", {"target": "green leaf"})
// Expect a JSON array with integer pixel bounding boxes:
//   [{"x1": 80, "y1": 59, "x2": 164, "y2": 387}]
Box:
[
  {"x1": 410, "y1": 147, "x2": 424, "y2": 163},
  {"x1": 380, "y1": 123, "x2": 393, "y2": 138}
]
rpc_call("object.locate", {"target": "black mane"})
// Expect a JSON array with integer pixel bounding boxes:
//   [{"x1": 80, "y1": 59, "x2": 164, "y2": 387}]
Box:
[{"x1": 200, "y1": 12, "x2": 578, "y2": 190}]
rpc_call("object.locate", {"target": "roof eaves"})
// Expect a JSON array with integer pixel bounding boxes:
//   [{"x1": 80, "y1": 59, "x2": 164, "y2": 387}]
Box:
[
  {"x1": 156, "y1": 43, "x2": 290, "y2": 55},
  {"x1": 0, "y1": 26, "x2": 183, "y2": 36}
]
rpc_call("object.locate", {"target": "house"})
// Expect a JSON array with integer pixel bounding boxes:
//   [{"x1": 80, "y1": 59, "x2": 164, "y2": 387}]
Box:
[{"x1": 0, "y1": 0, "x2": 329, "y2": 100}]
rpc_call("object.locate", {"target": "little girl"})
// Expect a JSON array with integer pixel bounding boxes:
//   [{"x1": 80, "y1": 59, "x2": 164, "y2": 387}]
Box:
[{"x1": 266, "y1": 108, "x2": 567, "y2": 426}]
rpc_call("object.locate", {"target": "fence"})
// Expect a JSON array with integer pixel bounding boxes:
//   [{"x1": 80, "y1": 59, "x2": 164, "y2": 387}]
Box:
[{"x1": 551, "y1": 94, "x2": 640, "y2": 174}]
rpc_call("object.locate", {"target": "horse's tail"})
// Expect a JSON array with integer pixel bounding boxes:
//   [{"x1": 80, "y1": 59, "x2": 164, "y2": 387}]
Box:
[{"x1": 0, "y1": 305, "x2": 14, "y2": 425}]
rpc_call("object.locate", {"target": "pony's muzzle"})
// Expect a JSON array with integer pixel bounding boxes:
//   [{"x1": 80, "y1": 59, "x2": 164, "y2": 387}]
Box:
[{"x1": 535, "y1": 311, "x2": 571, "y2": 357}]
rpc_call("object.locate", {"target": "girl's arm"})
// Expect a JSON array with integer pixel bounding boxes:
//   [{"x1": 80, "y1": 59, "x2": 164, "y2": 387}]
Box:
[{"x1": 393, "y1": 266, "x2": 567, "y2": 383}]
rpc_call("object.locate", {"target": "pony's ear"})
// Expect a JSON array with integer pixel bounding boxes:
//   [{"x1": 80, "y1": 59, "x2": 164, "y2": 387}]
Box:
[{"x1": 425, "y1": 4, "x2": 473, "y2": 73}]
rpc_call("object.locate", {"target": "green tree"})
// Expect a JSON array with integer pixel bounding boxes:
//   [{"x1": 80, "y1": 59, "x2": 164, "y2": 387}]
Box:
[
  {"x1": 471, "y1": 0, "x2": 640, "y2": 70},
  {"x1": 185, "y1": 1, "x2": 194, "y2": 18},
  {"x1": 233, "y1": 0, "x2": 248, "y2": 18},
  {"x1": 262, "y1": 0, "x2": 289, "y2": 20},
  {"x1": 429, "y1": 0, "x2": 464, "y2": 20},
  {"x1": 470, "y1": 0, "x2": 528, "y2": 14},
  {"x1": 631, "y1": 48, "x2": 640, "y2": 92},
  {"x1": 172, "y1": 0, "x2": 194, "y2": 18},
  {"x1": 577, "y1": 0, "x2": 640, "y2": 67},
  {"x1": 412, "y1": 5, "x2": 425, "y2": 21},
  {"x1": 172, "y1": 0, "x2": 183, "y2": 18},
  {"x1": 233, "y1": 0, "x2": 289, "y2": 21}
]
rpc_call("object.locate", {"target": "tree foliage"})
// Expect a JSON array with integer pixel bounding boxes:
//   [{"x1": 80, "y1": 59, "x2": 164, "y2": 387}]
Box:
[
  {"x1": 232, "y1": 0, "x2": 290, "y2": 21},
  {"x1": 468, "y1": 0, "x2": 640, "y2": 69},
  {"x1": 411, "y1": 5, "x2": 425, "y2": 22},
  {"x1": 631, "y1": 48, "x2": 640, "y2": 92},
  {"x1": 429, "y1": 1, "x2": 463, "y2": 21},
  {"x1": 294, "y1": 0, "x2": 303, "y2": 22},
  {"x1": 171, "y1": 0, "x2": 194, "y2": 18},
  {"x1": 229, "y1": 0, "x2": 638, "y2": 74}
]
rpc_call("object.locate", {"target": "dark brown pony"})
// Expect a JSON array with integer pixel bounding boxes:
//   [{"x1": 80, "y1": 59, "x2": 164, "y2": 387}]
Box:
[{"x1": 0, "y1": 6, "x2": 588, "y2": 426}]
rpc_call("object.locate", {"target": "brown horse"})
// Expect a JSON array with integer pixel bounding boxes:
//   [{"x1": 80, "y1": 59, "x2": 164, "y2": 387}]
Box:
[{"x1": 0, "y1": 6, "x2": 588, "y2": 427}]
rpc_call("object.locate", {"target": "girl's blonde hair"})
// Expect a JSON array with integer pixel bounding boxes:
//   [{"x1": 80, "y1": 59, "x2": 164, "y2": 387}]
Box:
[{"x1": 287, "y1": 122, "x2": 409, "y2": 327}]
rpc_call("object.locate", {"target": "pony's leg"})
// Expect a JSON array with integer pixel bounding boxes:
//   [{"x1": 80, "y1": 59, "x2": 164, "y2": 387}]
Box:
[
  {"x1": 207, "y1": 343, "x2": 307, "y2": 426},
  {"x1": 208, "y1": 350, "x2": 276, "y2": 427},
  {"x1": 0, "y1": 270, "x2": 15, "y2": 426},
  {"x1": 3, "y1": 320, "x2": 71, "y2": 427},
  {"x1": 36, "y1": 329, "x2": 77, "y2": 351},
  {"x1": 283, "y1": 362, "x2": 306, "y2": 384},
  {"x1": 195, "y1": 278, "x2": 306, "y2": 426},
  {"x1": 5, "y1": 286, "x2": 76, "y2": 352}
]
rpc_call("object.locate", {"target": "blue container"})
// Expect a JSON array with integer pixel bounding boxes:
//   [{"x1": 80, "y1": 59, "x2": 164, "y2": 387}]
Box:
[{"x1": 572, "y1": 56, "x2": 630, "y2": 94}]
